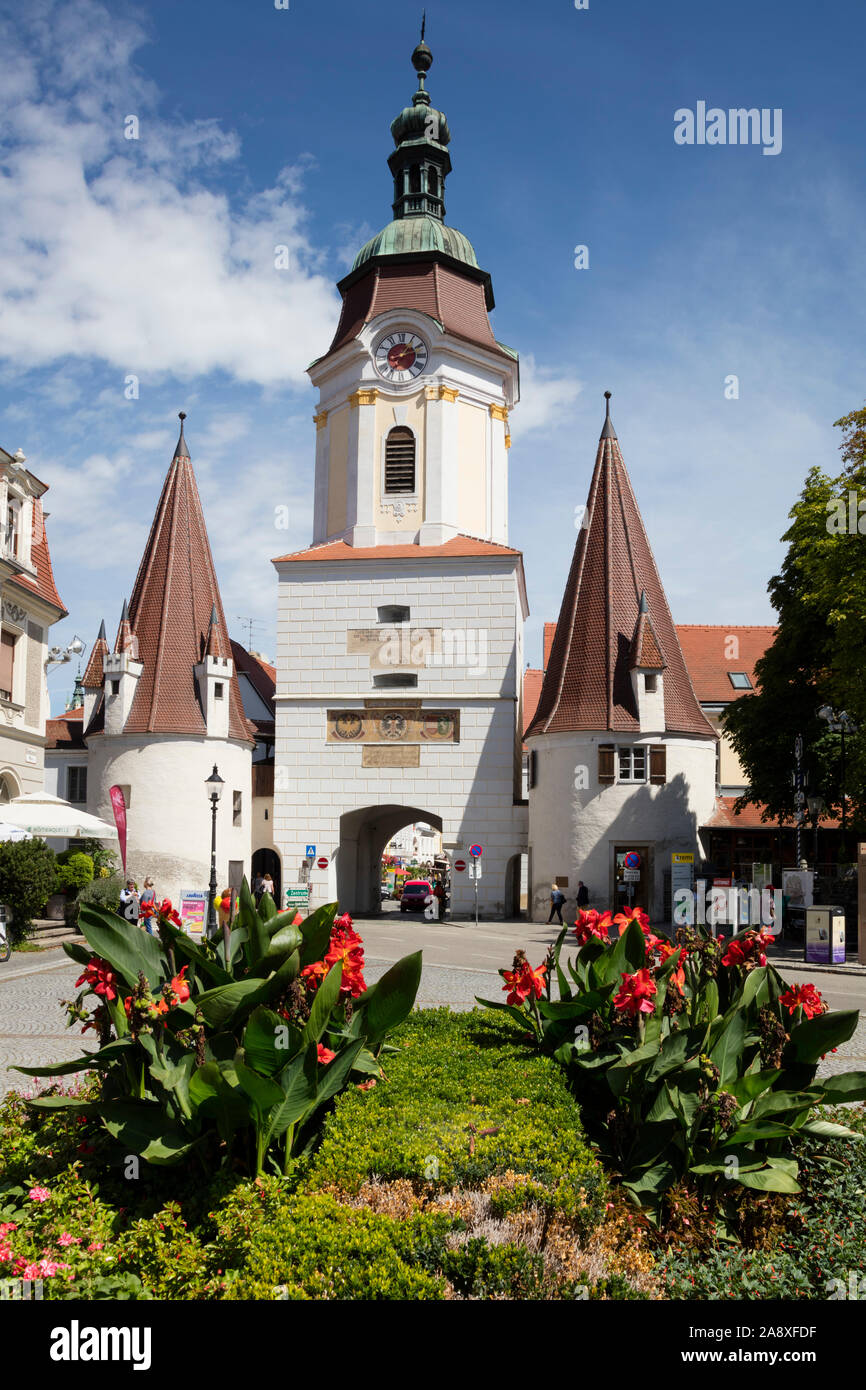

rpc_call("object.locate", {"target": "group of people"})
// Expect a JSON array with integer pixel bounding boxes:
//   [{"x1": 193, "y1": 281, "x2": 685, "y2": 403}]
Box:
[
  {"x1": 252, "y1": 871, "x2": 276, "y2": 904},
  {"x1": 119, "y1": 878, "x2": 157, "y2": 934},
  {"x1": 548, "y1": 879, "x2": 589, "y2": 924}
]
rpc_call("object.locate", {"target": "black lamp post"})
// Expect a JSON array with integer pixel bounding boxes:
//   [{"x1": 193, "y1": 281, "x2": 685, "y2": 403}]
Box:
[
  {"x1": 205, "y1": 764, "x2": 224, "y2": 941},
  {"x1": 817, "y1": 707, "x2": 857, "y2": 859}
]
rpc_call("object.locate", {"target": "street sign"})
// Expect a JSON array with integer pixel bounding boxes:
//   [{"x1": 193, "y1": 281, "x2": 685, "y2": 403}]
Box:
[
  {"x1": 316, "y1": 856, "x2": 329, "y2": 870},
  {"x1": 624, "y1": 851, "x2": 641, "y2": 870},
  {"x1": 305, "y1": 844, "x2": 316, "y2": 859},
  {"x1": 469, "y1": 844, "x2": 483, "y2": 858},
  {"x1": 623, "y1": 869, "x2": 640, "y2": 882},
  {"x1": 455, "y1": 859, "x2": 466, "y2": 872},
  {"x1": 469, "y1": 862, "x2": 482, "y2": 880}
]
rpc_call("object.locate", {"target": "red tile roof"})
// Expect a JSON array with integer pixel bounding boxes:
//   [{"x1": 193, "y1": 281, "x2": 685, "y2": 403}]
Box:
[
  {"x1": 630, "y1": 603, "x2": 666, "y2": 671},
  {"x1": 325, "y1": 260, "x2": 509, "y2": 363},
  {"x1": 8, "y1": 500, "x2": 66, "y2": 616},
  {"x1": 542, "y1": 622, "x2": 556, "y2": 671},
  {"x1": 705, "y1": 796, "x2": 840, "y2": 830},
  {"x1": 675, "y1": 625, "x2": 777, "y2": 703},
  {"x1": 273, "y1": 534, "x2": 522, "y2": 563},
  {"x1": 526, "y1": 419, "x2": 714, "y2": 740},
  {"x1": 82, "y1": 625, "x2": 108, "y2": 688},
  {"x1": 522, "y1": 667, "x2": 544, "y2": 750},
  {"x1": 46, "y1": 705, "x2": 85, "y2": 750},
  {"x1": 113, "y1": 423, "x2": 251, "y2": 741}
]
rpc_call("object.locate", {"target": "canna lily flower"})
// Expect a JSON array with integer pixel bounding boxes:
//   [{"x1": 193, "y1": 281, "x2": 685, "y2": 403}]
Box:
[
  {"x1": 157, "y1": 899, "x2": 182, "y2": 927},
  {"x1": 780, "y1": 982, "x2": 827, "y2": 1019},
  {"x1": 613, "y1": 968, "x2": 657, "y2": 1018},
  {"x1": 166, "y1": 965, "x2": 190, "y2": 1007},
  {"x1": 316, "y1": 1044, "x2": 336, "y2": 1065},
  {"x1": 75, "y1": 957, "x2": 118, "y2": 1003},
  {"x1": 573, "y1": 910, "x2": 612, "y2": 946},
  {"x1": 502, "y1": 959, "x2": 546, "y2": 1007},
  {"x1": 326, "y1": 925, "x2": 367, "y2": 998}
]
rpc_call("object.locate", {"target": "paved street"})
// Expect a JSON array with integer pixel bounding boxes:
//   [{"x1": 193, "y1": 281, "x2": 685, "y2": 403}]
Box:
[{"x1": 2, "y1": 917, "x2": 865, "y2": 1095}]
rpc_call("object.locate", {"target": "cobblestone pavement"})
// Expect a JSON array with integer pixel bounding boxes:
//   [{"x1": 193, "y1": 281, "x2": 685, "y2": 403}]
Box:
[{"x1": 3, "y1": 928, "x2": 864, "y2": 1096}]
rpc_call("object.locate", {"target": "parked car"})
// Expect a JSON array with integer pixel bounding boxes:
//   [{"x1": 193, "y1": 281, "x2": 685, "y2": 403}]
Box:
[
  {"x1": 380, "y1": 882, "x2": 391, "y2": 900},
  {"x1": 400, "y1": 879, "x2": 432, "y2": 912}
]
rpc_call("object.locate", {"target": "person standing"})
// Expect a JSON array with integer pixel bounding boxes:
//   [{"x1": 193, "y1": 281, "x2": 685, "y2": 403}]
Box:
[
  {"x1": 577, "y1": 880, "x2": 589, "y2": 909},
  {"x1": 139, "y1": 878, "x2": 157, "y2": 935},
  {"x1": 261, "y1": 873, "x2": 275, "y2": 901},
  {"x1": 548, "y1": 882, "x2": 566, "y2": 925},
  {"x1": 433, "y1": 879, "x2": 445, "y2": 921},
  {"x1": 120, "y1": 880, "x2": 140, "y2": 928},
  {"x1": 252, "y1": 871, "x2": 265, "y2": 905}
]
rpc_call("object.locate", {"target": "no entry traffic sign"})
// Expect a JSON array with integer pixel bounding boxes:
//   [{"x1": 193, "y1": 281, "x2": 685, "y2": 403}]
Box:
[
  {"x1": 455, "y1": 859, "x2": 466, "y2": 872},
  {"x1": 469, "y1": 844, "x2": 483, "y2": 858},
  {"x1": 316, "y1": 856, "x2": 329, "y2": 870}
]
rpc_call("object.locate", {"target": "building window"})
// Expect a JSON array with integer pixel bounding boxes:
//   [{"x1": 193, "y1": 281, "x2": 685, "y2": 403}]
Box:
[
  {"x1": 378, "y1": 605, "x2": 410, "y2": 624},
  {"x1": 728, "y1": 672, "x2": 753, "y2": 690},
  {"x1": 233, "y1": 790, "x2": 242, "y2": 827},
  {"x1": 528, "y1": 749, "x2": 538, "y2": 790},
  {"x1": 645, "y1": 673, "x2": 658, "y2": 693},
  {"x1": 618, "y1": 746, "x2": 647, "y2": 783},
  {"x1": 5, "y1": 503, "x2": 20, "y2": 558},
  {"x1": 373, "y1": 673, "x2": 418, "y2": 689},
  {"x1": 384, "y1": 428, "x2": 416, "y2": 495},
  {"x1": 67, "y1": 766, "x2": 87, "y2": 804},
  {"x1": 649, "y1": 745, "x2": 667, "y2": 785},
  {"x1": 110, "y1": 680, "x2": 120, "y2": 695},
  {"x1": 598, "y1": 744, "x2": 615, "y2": 785},
  {"x1": 0, "y1": 630, "x2": 15, "y2": 702},
  {"x1": 214, "y1": 682, "x2": 224, "y2": 700}
]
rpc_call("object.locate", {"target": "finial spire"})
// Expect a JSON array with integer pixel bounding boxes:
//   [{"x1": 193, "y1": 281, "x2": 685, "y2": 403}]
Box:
[
  {"x1": 173, "y1": 410, "x2": 190, "y2": 461},
  {"x1": 421, "y1": 10, "x2": 425, "y2": 41},
  {"x1": 600, "y1": 390, "x2": 617, "y2": 441}
]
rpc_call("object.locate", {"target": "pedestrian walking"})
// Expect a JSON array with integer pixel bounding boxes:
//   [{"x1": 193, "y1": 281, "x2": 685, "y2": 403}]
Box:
[
  {"x1": 120, "y1": 879, "x2": 140, "y2": 927},
  {"x1": 577, "y1": 880, "x2": 589, "y2": 909},
  {"x1": 139, "y1": 878, "x2": 157, "y2": 935},
  {"x1": 547, "y1": 882, "x2": 566, "y2": 925},
  {"x1": 252, "y1": 871, "x2": 265, "y2": 905},
  {"x1": 261, "y1": 873, "x2": 275, "y2": 901},
  {"x1": 433, "y1": 879, "x2": 446, "y2": 921}
]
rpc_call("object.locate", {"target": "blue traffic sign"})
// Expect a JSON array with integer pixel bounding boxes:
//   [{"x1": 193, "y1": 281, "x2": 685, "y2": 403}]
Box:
[
  {"x1": 469, "y1": 843, "x2": 483, "y2": 858},
  {"x1": 305, "y1": 844, "x2": 316, "y2": 859}
]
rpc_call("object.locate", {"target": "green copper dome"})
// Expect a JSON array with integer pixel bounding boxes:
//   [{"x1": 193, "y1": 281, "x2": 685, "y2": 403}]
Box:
[{"x1": 352, "y1": 215, "x2": 479, "y2": 272}]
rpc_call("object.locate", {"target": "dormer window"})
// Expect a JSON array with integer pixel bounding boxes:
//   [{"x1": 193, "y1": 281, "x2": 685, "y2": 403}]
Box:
[
  {"x1": 215, "y1": 682, "x2": 224, "y2": 700},
  {"x1": 645, "y1": 673, "x2": 658, "y2": 693},
  {"x1": 728, "y1": 672, "x2": 752, "y2": 690}
]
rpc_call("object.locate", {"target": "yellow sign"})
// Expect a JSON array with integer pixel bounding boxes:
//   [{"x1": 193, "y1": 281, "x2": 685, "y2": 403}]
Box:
[{"x1": 672, "y1": 853, "x2": 694, "y2": 865}]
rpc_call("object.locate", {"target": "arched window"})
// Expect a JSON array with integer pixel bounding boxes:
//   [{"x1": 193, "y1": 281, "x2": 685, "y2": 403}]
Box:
[
  {"x1": 384, "y1": 427, "x2": 416, "y2": 494},
  {"x1": 427, "y1": 167, "x2": 439, "y2": 199},
  {"x1": 409, "y1": 166, "x2": 421, "y2": 194}
]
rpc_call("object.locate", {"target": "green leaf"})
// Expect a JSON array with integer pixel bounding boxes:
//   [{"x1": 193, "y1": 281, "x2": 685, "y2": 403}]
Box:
[
  {"x1": 262, "y1": 922, "x2": 304, "y2": 964},
  {"x1": 13, "y1": 1038, "x2": 133, "y2": 1077},
  {"x1": 61, "y1": 941, "x2": 94, "y2": 967},
  {"x1": 307, "y1": 1038, "x2": 365, "y2": 1111},
  {"x1": 233, "y1": 1055, "x2": 284, "y2": 1117},
  {"x1": 25, "y1": 1096, "x2": 101, "y2": 1113},
  {"x1": 818, "y1": 1071, "x2": 866, "y2": 1104},
  {"x1": 798, "y1": 1119, "x2": 862, "y2": 1140},
  {"x1": 239, "y1": 878, "x2": 270, "y2": 964},
  {"x1": 734, "y1": 1166, "x2": 801, "y2": 1193},
  {"x1": 726, "y1": 1120, "x2": 794, "y2": 1143},
  {"x1": 98, "y1": 1100, "x2": 198, "y2": 1165},
  {"x1": 257, "y1": 891, "x2": 278, "y2": 924},
  {"x1": 188, "y1": 1063, "x2": 249, "y2": 1140},
  {"x1": 243, "y1": 1006, "x2": 293, "y2": 1076},
  {"x1": 297, "y1": 903, "x2": 337, "y2": 968},
  {"x1": 78, "y1": 903, "x2": 167, "y2": 990},
  {"x1": 709, "y1": 1009, "x2": 747, "y2": 1087},
  {"x1": 738, "y1": 965, "x2": 771, "y2": 1013},
  {"x1": 727, "y1": 1069, "x2": 781, "y2": 1105},
  {"x1": 622, "y1": 1160, "x2": 676, "y2": 1202},
  {"x1": 788, "y1": 1010, "x2": 859, "y2": 1065},
  {"x1": 476, "y1": 997, "x2": 537, "y2": 1032},
  {"x1": 264, "y1": 1045, "x2": 319, "y2": 1143},
  {"x1": 303, "y1": 961, "x2": 344, "y2": 1044},
  {"x1": 357, "y1": 950, "x2": 422, "y2": 1047},
  {"x1": 195, "y1": 977, "x2": 270, "y2": 1028},
  {"x1": 752, "y1": 1088, "x2": 821, "y2": 1119},
  {"x1": 161, "y1": 925, "x2": 231, "y2": 987}
]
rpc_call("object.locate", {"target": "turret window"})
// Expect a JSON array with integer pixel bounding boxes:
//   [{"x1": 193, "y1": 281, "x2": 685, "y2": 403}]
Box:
[{"x1": 384, "y1": 427, "x2": 416, "y2": 494}]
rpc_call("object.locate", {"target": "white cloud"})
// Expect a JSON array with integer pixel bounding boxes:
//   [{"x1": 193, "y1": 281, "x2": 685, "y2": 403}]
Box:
[
  {"x1": 0, "y1": 2, "x2": 338, "y2": 387},
  {"x1": 511, "y1": 354, "x2": 583, "y2": 437}
]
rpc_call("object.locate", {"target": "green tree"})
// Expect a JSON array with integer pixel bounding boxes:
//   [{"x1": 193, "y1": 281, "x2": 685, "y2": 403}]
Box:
[
  {"x1": 724, "y1": 404, "x2": 866, "y2": 847},
  {"x1": 0, "y1": 839, "x2": 59, "y2": 943}
]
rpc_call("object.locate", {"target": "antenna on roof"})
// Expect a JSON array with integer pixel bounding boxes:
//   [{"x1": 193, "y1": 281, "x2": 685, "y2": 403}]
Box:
[{"x1": 236, "y1": 616, "x2": 265, "y2": 651}]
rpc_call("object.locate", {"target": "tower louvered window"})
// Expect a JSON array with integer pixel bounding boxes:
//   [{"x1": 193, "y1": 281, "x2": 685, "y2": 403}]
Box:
[{"x1": 384, "y1": 427, "x2": 416, "y2": 494}]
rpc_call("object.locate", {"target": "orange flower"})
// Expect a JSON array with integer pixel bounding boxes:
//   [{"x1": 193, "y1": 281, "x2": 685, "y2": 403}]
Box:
[
  {"x1": 316, "y1": 1043, "x2": 336, "y2": 1064},
  {"x1": 502, "y1": 959, "x2": 546, "y2": 1007}
]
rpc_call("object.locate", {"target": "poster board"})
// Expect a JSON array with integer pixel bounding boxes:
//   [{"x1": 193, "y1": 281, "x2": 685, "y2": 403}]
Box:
[
  {"x1": 179, "y1": 890, "x2": 208, "y2": 936},
  {"x1": 782, "y1": 869, "x2": 814, "y2": 909},
  {"x1": 671, "y1": 853, "x2": 694, "y2": 900}
]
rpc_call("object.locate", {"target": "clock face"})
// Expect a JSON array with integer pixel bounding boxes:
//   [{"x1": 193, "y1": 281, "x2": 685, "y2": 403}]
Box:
[{"x1": 374, "y1": 332, "x2": 428, "y2": 383}]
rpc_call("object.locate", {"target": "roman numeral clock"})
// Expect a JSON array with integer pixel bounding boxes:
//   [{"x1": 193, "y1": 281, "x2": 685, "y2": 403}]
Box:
[{"x1": 374, "y1": 331, "x2": 429, "y2": 383}]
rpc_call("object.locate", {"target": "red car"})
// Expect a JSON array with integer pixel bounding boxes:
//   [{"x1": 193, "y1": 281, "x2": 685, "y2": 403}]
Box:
[{"x1": 399, "y1": 879, "x2": 432, "y2": 912}]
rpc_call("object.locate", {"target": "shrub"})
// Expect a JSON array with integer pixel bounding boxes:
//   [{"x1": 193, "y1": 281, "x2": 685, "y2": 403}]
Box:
[
  {"x1": 0, "y1": 838, "x2": 58, "y2": 942},
  {"x1": 55, "y1": 852, "x2": 94, "y2": 894},
  {"x1": 64, "y1": 873, "x2": 123, "y2": 927},
  {"x1": 307, "y1": 1009, "x2": 606, "y2": 1232},
  {"x1": 483, "y1": 908, "x2": 866, "y2": 1215}
]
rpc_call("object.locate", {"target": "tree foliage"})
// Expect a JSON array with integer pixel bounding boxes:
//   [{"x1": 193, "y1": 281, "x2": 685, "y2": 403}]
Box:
[
  {"x1": 724, "y1": 404, "x2": 866, "y2": 843},
  {"x1": 0, "y1": 838, "x2": 59, "y2": 942}
]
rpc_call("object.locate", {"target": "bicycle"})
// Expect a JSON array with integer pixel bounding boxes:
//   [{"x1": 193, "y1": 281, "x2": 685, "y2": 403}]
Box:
[{"x1": 0, "y1": 907, "x2": 11, "y2": 963}]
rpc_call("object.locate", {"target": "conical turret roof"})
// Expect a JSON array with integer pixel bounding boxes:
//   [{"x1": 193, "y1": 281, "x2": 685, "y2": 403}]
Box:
[
  {"x1": 82, "y1": 619, "x2": 108, "y2": 688},
  {"x1": 525, "y1": 398, "x2": 714, "y2": 739},
  {"x1": 118, "y1": 415, "x2": 251, "y2": 741}
]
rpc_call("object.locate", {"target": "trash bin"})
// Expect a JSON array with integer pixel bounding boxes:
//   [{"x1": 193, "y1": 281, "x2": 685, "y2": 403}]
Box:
[{"x1": 804, "y1": 905, "x2": 845, "y2": 964}]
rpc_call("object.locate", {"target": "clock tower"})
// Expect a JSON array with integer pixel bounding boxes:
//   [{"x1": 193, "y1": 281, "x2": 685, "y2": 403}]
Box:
[{"x1": 273, "y1": 31, "x2": 529, "y2": 919}]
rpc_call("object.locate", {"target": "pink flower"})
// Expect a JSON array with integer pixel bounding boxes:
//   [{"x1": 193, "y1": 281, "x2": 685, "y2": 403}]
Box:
[
  {"x1": 356, "y1": 1079, "x2": 377, "y2": 1091},
  {"x1": 57, "y1": 1233, "x2": 78, "y2": 1247},
  {"x1": 18, "y1": 1258, "x2": 70, "y2": 1278},
  {"x1": 0, "y1": 1223, "x2": 17, "y2": 1235},
  {"x1": 28, "y1": 1187, "x2": 51, "y2": 1202},
  {"x1": 87, "y1": 1241, "x2": 104, "y2": 1252}
]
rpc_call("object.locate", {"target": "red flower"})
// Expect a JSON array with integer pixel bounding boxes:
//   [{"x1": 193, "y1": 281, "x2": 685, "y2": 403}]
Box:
[
  {"x1": 317, "y1": 1044, "x2": 336, "y2": 1065},
  {"x1": 326, "y1": 925, "x2": 367, "y2": 998},
  {"x1": 573, "y1": 910, "x2": 611, "y2": 946},
  {"x1": 613, "y1": 968, "x2": 657, "y2": 1018},
  {"x1": 780, "y1": 983, "x2": 826, "y2": 1019},
  {"x1": 721, "y1": 939, "x2": 747, "y2": 967},
  {"x1": 613, "y1": 905, "x2": 650, "y2": 932},
  {"x1": 502, "y1": 959, "x2": 546, "y2": 1007},
  {"x1": 157, "y1": 899, "x2": 182, "y2": 927},
  {"x1": 139, "y1": 900, "x2": 156, "y2": 920},
  {"x1": 300, "y1": 960, "x2": 327, "y2": 991},
  {"x1": 333, "y1": 912, "x2": 353, "y2": 931},
  {"x1": 75, "y1": 957, "x2": 118, "y2": 1002},
  {"x1": 166, "y1": 966, "x2": 190, "y2": 1007}
]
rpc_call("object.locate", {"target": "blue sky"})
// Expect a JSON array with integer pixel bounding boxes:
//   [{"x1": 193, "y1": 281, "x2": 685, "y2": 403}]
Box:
[{"x1": 0, "y1": 0, "x2": 863, "y2": 712}]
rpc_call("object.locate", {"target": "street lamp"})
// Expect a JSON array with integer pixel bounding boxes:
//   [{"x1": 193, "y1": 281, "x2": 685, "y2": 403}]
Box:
[
  {"x1": 817, "y1": 706, "x2": 858, "y2": 858},
  {"x1": 806, "y1": 793, "x2": 824, "y2": 869},
  {"x1": 45, "y1": 634, "x2": 86, "y2": 671},
  {"x1": 205, "y1": 765, "x2": 224, "y2": 943}
]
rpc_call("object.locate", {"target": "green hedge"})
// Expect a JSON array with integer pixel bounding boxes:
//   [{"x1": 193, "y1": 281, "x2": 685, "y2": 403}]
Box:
[{"x1": 307, "y1": 1008, "x2": 606, "y2": 1230}]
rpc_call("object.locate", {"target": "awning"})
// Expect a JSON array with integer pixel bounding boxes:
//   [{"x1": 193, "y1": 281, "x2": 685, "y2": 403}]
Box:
[{"x1": 0, "y1": 793, "x2": 119, "y2": 840}]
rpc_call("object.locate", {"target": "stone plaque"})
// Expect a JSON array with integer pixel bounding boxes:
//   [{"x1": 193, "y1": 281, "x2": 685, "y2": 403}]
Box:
[
  {"x1": 347, "y1": 627, "x2": 441, "y2": 669},
  {"x1": 327, "y1": 709, "x2": 459, "y2": 744},
  {"x1": 362, "y1": 745, "x2": 420, "y2": 768}
]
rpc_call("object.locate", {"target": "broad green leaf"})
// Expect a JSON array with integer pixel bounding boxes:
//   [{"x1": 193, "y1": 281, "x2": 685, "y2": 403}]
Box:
[
  {"x1": 303, "y1": 961, "x2": 344, "y2": 1044},
  {"x1": 734, "y1": 1166, "x2": 801, "y2": 1194},
  {"x1": 61, "y1": 941, "x2": 94, "y2": 967},
  {"x1": 244, "y1": 1006, "x2": 293, "y2": 1076},
  {"x1": 188, "y1": 1062, "x2": 248, "y2": 1140},
  {"x1": 752, "y1": 1088, "x2": 821, "y2": 1119},
  {"x1": 788, "y1": 1010, "x2": 859, "y2": 1065},
  {"x1": 258, "y1": 891, "x2": 278, "y2": 924},
  {"x1": 622, "y1": 1160, "x2": 676, "y2": 1201},
  {"x1": 13, "y1": 1038, "x2": 133, "y2": 1077},
  {"x1": 727, "y1": 1069, "x2": 781, "y2": 1105},
  {"x1": 264, "y1": 1045, "x2": 319, "y2": 1143},
  {"x1": 357, "y1": 951, "x2": 422, "y2": 1047},
  {"x1": 261, "y1": 922, "x2": 304, "y2": 965},
  {"x1": 298, "y1": 904, "x2": 337, "y2": 968},
  {"x1": 195, "y1": 977, "x2": 271, "y2": 1028},
  {"x1": 738, "y1": 965, "x2": 771, "y2": 1013},
  {"x1": 98, "y1": 1100, "x2": 197, "y2": 1165},
  {"x1": 239, "y1": 877, "x2": 270, "y2": 964},
  {"x1": 233, "y1": 1056, "x2": 284, "y2": 1117},
  {"x1": 798, "y1": 1119, "x2": 862, "y2": 1140},
  {"x1": 25, "y1": 1096, "x2": 101, "y2": 1112},
  {"x1": 78, "y1": 903, "x2": 166, "y2": 990},
  {"x1": 709, "y1": 1009, "x2": 746, "y2": 1087},
  {"x1": 476, "y1": 997, "x2": 536, "y2": 1032},
  {"x1": 161, "y1": 925, "x2": 231, "y2": 986},
  {"x1": 819, "y1": 1071, "x2": 866, "y2": 1104},
  {"x1": 307, "y1": 1038, "x2": 366, "y2": 1111},
  {"x1": 726, "y1": 1120, "x2": 794, "y2": 1144}
]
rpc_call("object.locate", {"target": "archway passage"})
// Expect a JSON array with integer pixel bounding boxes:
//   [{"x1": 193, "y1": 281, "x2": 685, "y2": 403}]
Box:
[
  {"x1": 252, "y1": 847, "x2": 282, "y2": 906},
  {"x1": 338, "y1": 804, "x2": 444, "y2": 916}
]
